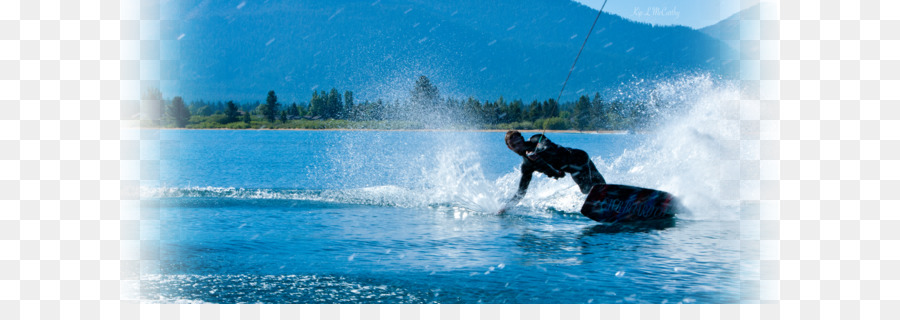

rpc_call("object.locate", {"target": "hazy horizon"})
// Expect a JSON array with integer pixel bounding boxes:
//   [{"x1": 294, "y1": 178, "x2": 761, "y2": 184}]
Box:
[{"x1": 574, "y1": 0, "x2": 757, "y2": 29}]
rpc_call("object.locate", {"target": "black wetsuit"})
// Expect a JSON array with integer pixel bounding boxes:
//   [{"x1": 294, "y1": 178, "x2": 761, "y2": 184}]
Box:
[{"x1": 504, "y1": 134, "x2": 606, "y2": 209}]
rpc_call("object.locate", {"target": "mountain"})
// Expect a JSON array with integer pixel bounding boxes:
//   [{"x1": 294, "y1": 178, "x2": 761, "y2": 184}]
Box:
[
  {"x1": 165, "y1": 0, "x2": 736, "y2": 103},
  {"x1": 700, "y1": 3, "x2": 768, "y2": 60}
]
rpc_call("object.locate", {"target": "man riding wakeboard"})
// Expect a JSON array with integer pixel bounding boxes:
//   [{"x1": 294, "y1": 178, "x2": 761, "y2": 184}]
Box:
[{"x1": 499, "y1": 130, "x2": 606, "y2": 214}]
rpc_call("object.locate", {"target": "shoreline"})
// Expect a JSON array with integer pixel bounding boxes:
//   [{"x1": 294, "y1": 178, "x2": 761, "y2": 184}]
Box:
[{"x1": 129, "y1": 127, "x2": 629, "y2": 134}]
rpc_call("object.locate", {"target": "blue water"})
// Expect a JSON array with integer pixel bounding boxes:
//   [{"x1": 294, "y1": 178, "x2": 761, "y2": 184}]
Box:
[{"x1": 144, "y1": 129, "x2": 745, "y2": 304}]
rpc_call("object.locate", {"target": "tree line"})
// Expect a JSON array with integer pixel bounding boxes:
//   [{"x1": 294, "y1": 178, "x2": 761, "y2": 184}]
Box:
[{"x1": 141, "y1": 75, "x2": 666, "y2": 131}]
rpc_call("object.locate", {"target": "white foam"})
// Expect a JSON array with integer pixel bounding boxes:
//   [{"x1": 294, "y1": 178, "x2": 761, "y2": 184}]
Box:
[{"x1": 596, "y1": 73, "x2": 744, "y2": 220}]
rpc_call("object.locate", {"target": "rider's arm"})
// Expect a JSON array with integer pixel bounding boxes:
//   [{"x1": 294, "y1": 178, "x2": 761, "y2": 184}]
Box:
[
  {"x1": 499, "y1": 164, "x2": 534, "y2": 214},
  {"x1": 527, "y1": 152, "x2": 564, "y2": 178},
  {"x1": 526, "y1": 136, "x2": 564, "y2": 178}
]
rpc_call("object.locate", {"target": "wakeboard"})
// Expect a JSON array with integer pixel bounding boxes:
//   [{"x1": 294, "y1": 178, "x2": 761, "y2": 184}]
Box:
[{"x1": 580, "y1": 184, "x2": 683, "y2": 223}]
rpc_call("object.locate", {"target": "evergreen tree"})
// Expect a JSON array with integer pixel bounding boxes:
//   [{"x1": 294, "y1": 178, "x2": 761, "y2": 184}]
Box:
[
  {"x1": 167, "y1": 96, "x2": 191, "y2": 128},
  {"x1": 261, "y1": 90, "x2": 280, "y2": 122},
  {"x1": 309, "y1": 91, "x2": 323, "y2": 117},
  {"x1": 319, "y1": 90, "x2": 328, "y2": 116},
  {"x1": 508, "y1": 99, "x2": 524, "y2": 123},
  {"x1": 374, "y1": 99, "x2": 385, "y2": 120},
  {"x1": 590, "y1": 93, "x2": 607, "y2": 129},
  {"x1": 298, "y1": 102, "x2": 307, "y2": 117},
  {"x1": 187, "y1": 104, "x2": 200, "y2": 116},
  {"x1": 544, "y1": 99, "x2": 559, "y2": 119},
  {"x1": 327, "y1": 88, "x2": 343, "y2": 119},
  {"x1": 484, "y1": 101, "x2": 493, "y2": 124},
  {"x1": 344, "y1": 91, "x2": 354, "y2": 117},
  {"x1": 495, "y1": 96, "x2": 508, "y2": 123},
  {"x1": 280, "y1": 110, "x2": 287, "y2": 123},
  {"x1": 410, "y1": 75, "x2": 440, "y2": 106},
  {"x1": 527, "y1": 100, "x2": 541, "y2": 122},
  {"x1": 463, "y1": 97, "x2": 480, "y2": 123},
  {"x1": 197, "y1": 105, "x2": 213, "y2": 116},
  {"x1": 224, "y1": 101, "x2": 239, "y2": 123},
  {"x1": 141, "y1": 87, "x2": 164, "y2": 124},
  {"x1": 539, "y1": 101, "x2": 549, "y2": 119},
  {"x1": 572, "y1": 95, "x2": 591, "y2": 131},
  {"x1": 256, "y1": 104, "x2": 266, "y2": 119},
  {"x1": 606, "y1": 101, "x2": 624, "y2": 130},
  {"x1": 243, "y1": 111, "x2": 252, "y2": 124}
]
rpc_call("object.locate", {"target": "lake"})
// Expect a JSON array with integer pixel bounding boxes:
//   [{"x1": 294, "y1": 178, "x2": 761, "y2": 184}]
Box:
[{"x1": 141, "y1": 129, "x2": 750, "y2": 304}]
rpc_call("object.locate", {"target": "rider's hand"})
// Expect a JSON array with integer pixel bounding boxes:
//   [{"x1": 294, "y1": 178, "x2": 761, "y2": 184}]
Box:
[{"x1": 550, "y1": 170, "x2": 564, "y2": 179}]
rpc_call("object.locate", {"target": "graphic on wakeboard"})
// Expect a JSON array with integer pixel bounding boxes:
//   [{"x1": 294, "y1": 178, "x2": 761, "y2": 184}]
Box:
[{"x1": 580, "y1": 184, "x2": 683, "y2": 223}]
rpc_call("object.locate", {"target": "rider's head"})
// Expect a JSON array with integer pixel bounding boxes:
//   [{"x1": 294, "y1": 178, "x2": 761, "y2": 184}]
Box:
[
  {"x1": 529, "y1": 134, "x2": 549, "y2": 144},
  {"x1": 505, "y1": 130, "x2": 527, "y2": 156}
]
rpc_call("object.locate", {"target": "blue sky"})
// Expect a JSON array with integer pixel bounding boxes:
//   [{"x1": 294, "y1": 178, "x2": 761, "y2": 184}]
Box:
[{"x1": 574, "y1": 0, "x2": 757, "y2": 29}]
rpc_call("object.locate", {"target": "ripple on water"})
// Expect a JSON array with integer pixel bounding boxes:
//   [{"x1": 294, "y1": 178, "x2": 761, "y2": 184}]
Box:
[{"x1": 139, "y1": 274, "x2": 432, "y2": 304}]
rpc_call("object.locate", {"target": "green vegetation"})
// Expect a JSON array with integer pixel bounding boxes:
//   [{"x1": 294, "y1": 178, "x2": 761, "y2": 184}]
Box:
[
  {"x1": 224, "y1": 101, "x2": 239, "y2": 123},
  {"x1": 145, "y1": 76, "x2": 665, "y2": 131},
  {"x1": 166, "y1": 96, "x2": 191, "y2": 128},
  {"x1": 258, "y1": 90, "x2": 280, "y2": 122},
  {"x1": 184, "y1": 117, "x2": 426, "y2": 130}
]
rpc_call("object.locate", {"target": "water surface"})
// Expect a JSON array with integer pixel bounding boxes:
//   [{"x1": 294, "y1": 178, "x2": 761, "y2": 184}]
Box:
[{"x1": 144, "y1": 129, "x2": 745, "y2": 303}]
